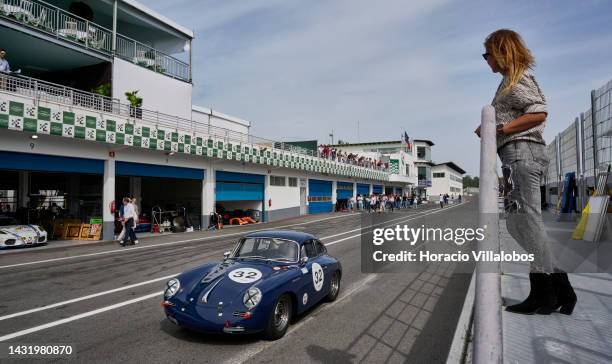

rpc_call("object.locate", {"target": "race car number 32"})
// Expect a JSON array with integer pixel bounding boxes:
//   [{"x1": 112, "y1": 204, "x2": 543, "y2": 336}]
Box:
[
  {"x1": 229, "y1": 268, "x2": 262, "y2": 283},
  {"x1": 311, "y1": 263, "x2": 324, "y2": 291}
]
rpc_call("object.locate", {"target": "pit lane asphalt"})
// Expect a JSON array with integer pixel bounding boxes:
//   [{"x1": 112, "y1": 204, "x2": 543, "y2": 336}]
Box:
[{"x1": 0, "y1": 201, "x2": 477, "y2": 364}]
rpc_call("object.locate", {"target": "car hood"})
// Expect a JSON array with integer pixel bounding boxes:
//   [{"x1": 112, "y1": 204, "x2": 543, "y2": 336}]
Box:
[
  {"x1": 184, "y1": 260, "x2": 292, "y2": 306},
  {"x1": 0, "y1": 225, "x2": 42, "y2": 236}
]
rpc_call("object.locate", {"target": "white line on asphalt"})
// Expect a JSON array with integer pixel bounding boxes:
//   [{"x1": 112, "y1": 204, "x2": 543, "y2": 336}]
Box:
[
  {"x1": 0, "y1": 291, "x2": 163, "y2": 342},
  {"x1": 0, "y1": 274, "x2": 178, "y2": 322},
  {"x1": 0, "y1": 212, "x2": 361, "y2": 270},
  {"x1": 0, "y1": 205, "x2": 468, "y2": 342}
]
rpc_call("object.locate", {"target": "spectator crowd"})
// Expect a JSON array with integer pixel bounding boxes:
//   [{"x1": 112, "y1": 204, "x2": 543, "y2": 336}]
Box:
[{"x1": 318, "y1": 144, "x2": 389, "y2": 171}]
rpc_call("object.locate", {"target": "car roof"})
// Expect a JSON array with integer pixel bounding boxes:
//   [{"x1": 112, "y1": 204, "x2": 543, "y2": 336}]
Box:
[{"x1": 244, "y1": 230, "x2": 316, "y2": 244}]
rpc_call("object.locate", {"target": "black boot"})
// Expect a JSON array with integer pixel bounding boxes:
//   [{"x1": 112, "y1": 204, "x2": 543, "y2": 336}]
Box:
[
  {"x1": 506, "y1": 273, "x2": 558, "y2": 315},
  {"x1": 551, "y1": 270, "x2": 577, "y2": 315}
]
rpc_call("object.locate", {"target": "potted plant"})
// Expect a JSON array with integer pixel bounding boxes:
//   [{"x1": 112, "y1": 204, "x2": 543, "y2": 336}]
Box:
[
  {"x1": 125, "y1": 90, "x2": 143, "y2": 119},
  {"x1": 91, "y1": 83, "x2": 112, "y2": 112}
]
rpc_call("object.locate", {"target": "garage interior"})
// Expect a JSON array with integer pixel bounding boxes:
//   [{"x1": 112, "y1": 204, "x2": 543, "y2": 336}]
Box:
[{"x1": 215, "y1": 171, "x2": 264, "y2": 225}]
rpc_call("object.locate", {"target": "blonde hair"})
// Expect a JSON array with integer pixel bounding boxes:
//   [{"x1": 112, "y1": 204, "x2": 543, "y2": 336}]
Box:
[{"x1": 484, "y1": 29, "x2": 535, "y2": 94}]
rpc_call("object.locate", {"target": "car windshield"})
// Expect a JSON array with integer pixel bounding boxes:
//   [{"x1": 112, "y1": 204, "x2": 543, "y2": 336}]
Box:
[
  {"x1": 234, "y1": 237, "x2": 299, "y2": 262},
  {"x1": 0, "y1": 217, "x2": 19, "y2": 226}
]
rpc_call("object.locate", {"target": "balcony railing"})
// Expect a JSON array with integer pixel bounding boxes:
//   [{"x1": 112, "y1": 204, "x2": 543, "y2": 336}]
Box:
[
  {"x1": 116, "y1": 34, "x2": 190, "y2": 82},
  {"x1": 0, "y1": 0, "x2": 190, "y2": 82},
  {"x1": 0, "y1": 73, "x2": 389, "y2": 174}
]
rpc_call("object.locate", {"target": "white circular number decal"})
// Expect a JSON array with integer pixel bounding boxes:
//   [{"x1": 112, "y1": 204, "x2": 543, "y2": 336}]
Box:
[
  {"x1": 302, "y1": 293, "x2": 308, "y2": 305},
  {"x1": 228, "y1": 268, "x2": 262, "y2": 284},
  {"x1": 311, "y1": 263, "x2": 324, "y2": 292}
]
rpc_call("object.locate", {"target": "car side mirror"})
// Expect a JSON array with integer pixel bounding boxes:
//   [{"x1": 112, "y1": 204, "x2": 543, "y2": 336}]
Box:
[
  {"x1": 223, "y1": 251, "x2": 231, "y2": 260},
  {"x1": 300, "y1": 256, "x2": 309, "y2": 266}
]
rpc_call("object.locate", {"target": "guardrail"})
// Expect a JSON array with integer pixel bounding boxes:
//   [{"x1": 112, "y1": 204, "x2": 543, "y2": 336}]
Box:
[
  {"x1": 0, "y1": 0, "x2": 189, "y2": 82},
  {"x1": 0, "y1": 72, "x2": 389, "y2": 173}
]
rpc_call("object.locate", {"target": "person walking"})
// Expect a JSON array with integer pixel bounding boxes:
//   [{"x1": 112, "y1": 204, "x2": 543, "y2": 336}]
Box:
[
  {"x1": 121, "y1": 197, "x2": 139, "y2": 246},
  {"x1": 439, "y1": 194, "x2": 444, "y2": 209},
  {"x1": 116, "y1": 198, "x2": 126, "y2": 243},
  {"x1": 476, "y1": 29, "x2": 576, "y2": 315}
]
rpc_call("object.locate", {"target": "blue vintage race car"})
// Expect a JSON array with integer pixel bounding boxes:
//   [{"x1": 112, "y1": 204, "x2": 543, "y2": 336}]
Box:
[{"x1": 162, "y1": 230, "x2": 342, "y2": 340}]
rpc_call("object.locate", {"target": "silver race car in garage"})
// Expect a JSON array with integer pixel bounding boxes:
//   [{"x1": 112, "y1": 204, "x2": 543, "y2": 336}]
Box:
[{"x1": 0, "y1": 216, "x2": 48, "y2": 248}]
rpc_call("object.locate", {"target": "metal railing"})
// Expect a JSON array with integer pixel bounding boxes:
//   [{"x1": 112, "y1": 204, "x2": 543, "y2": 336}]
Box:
[
  {"x1": 1, "y1": 0, "x2": 112, "y2": 54},
  {"x1": 0, "y1": 0, "x2": 189, "y2": 82},
  {"x1": 0, "y1": 72, "x2": 389, "y2": 175},
  {"x1": 116, "y1": 35, "x2": 190, "y2": 82}
]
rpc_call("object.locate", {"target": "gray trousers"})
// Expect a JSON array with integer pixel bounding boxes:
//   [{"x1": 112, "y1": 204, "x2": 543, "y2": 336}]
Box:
[{"x1": 499, "y1": 140, "x2": 556, "y2": 273}]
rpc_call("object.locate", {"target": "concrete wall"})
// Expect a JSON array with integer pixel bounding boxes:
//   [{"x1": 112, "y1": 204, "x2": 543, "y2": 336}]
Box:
[
  {"x1": 192, "y1": 107, "x2": 250, "y2": 137},
  {"x1": 430, "y1": 165, "x2": 463, "y2": 197},
  {"x1": 112, "y1": 58, "x2": 192, "y2": 119}
]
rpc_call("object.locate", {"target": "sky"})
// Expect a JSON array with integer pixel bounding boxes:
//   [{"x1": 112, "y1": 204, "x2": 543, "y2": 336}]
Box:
[{"x1": 141, "y1": 0, "x2": 612, "y2": 176}]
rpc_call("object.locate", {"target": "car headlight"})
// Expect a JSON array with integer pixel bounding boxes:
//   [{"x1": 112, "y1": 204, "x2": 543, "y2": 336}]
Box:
[
  {"x1": 164, "y1": 278, "x2": 180, "y2": 298},
  {"x1": 243, "y1": 287, "x2": 262, "y2": 309}
]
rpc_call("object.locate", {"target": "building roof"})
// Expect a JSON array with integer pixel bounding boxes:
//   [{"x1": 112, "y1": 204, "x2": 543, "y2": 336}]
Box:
[
  {"x1": 122, "y1": 0, "x2": 194, "y2": 39},
  {"x1": 328, "y1": 139, "x2": 435, "y2": 148},
  {"x1": 192, "y1": 106, "x2": 251, "y2": 127},
  {"x1": 413, "y1": 139, "x2": 435, "y2": 146},
  {"x1": 327, "y1": 140, "x2": 403, "y2": 147},
  {"x1": 434, "y1": 162, "x2": 466, "y2": 174}
]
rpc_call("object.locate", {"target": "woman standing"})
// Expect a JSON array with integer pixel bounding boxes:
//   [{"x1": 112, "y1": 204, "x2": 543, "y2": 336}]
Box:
[{"x1": 477, "y1": 29, "x2": 577, "y2": 315}]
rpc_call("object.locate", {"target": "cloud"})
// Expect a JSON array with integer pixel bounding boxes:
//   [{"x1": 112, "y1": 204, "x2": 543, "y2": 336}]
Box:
[{"x1": 140, "y1": 0, "x2": 612, "y2": 175}]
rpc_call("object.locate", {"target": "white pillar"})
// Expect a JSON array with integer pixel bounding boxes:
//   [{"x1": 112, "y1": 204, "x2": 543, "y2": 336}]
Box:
[
  {"x1": 473, "y1": 105, "x2": 502, "y2": 364},
  {"x1": 202, "y1": 163, "x2": 215, "y2": 229},
  {"x1": 102, "y1": 159, "x2": 115, "y2": 241},
  {"x1": 264, "y1": 174, "x2": 271, "y2": 222},
  {"x1": 369, "y1": 183, "x2": 373, "y2": 196},
  {"x1": 18, "y1": 171, "x2": 29, "y2": 208},
  {"x1": 353, "y1": 182, "x2": 357, "y2": 198},
  {"x1": 331, "y1": 180, "x2": 337, "y2": 210}
]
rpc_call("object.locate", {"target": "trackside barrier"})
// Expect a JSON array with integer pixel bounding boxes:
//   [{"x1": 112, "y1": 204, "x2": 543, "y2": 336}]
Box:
[{"x1": 473, "y1": 105, "x2": 502, "y2": 363}]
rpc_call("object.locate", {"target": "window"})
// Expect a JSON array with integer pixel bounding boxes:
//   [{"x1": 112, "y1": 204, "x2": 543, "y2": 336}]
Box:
[
  {"x1": 418, "y1": 166, "x2": 428, "y2": 180},
  {"x1": 270, "y1": 175, "x2": 286, "y2": 186},
  {"x1": 405, "y1": 165, "x2": 410, "y2": 176},
  {"x1": 417, "y1": 146, "x2": 427, "y2": 159},
  {"x1": 433, "y1": 172, "x2": 445, "y2": 178},
  {"x1": 302, "y1": 241, "x2": 317, "y2": 258},
  {"x1": 315, "y1": 240, "x2": 327, "y2": 256},
  {"x1": 288, "y1": 177, "x2": 298, "y2": 187}
]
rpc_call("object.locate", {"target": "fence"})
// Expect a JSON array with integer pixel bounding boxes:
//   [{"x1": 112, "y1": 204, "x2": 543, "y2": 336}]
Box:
[
  {"x1": 544, "y1": 77, "x2": 612, "y2": 209},
  {"x1": 0, "y1": 72, "x2": 389, "y2": 173}
]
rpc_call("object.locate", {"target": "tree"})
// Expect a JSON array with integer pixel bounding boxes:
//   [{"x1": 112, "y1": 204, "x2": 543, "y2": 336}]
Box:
[{"x1": 463, "y1": 175, "x2": 479, "y2": 187}]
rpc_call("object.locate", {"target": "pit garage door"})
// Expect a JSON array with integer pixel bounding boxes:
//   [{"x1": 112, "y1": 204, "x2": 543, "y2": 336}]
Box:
[
  {"x1": 115, "y1": 162, "x2": 204, "y2": 231},
  {"x1": 336, "y1": 181, "x2": 353, "y2": 200},
  {"x1": 357, "y1": 183, "x2": 370, "y2": 196},
  {"x1": 215, "y1": 171, "x2": 265, "y2": 223},
  {"x1": 308, "y1": 179, "x2": 332, "y2": 214},
  {"x1": 336, "y1": 181, "x2": 353, "y2": 211},
  {"x1": 0, "y1": 151, "x2": 104, "y2": 232},
  {"x1": 372, "y1": 185, "x2": 383, "y2": 195}
]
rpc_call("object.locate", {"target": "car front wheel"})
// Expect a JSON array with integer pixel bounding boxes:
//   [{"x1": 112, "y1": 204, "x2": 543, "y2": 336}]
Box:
[
  {"x1": 263, "y1": 294, "x2": 292, "y2": 340},
  {"x1": 326, "y1": 271, "x2": 341, "y2": 302}
]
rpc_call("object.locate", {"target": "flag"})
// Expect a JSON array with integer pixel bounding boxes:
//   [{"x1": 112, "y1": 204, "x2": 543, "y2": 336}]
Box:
[{"x1": 402, "y1": 131, "x2": 412, "y2": 151}]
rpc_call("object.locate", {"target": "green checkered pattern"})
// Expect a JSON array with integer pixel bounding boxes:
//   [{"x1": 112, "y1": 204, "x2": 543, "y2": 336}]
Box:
[
  {"x1": 389, "y1": 159, "x2": 399, "y2": 174},
  {"x1": 0, "y1": 97, "x2": 389, "y2": 181}
]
